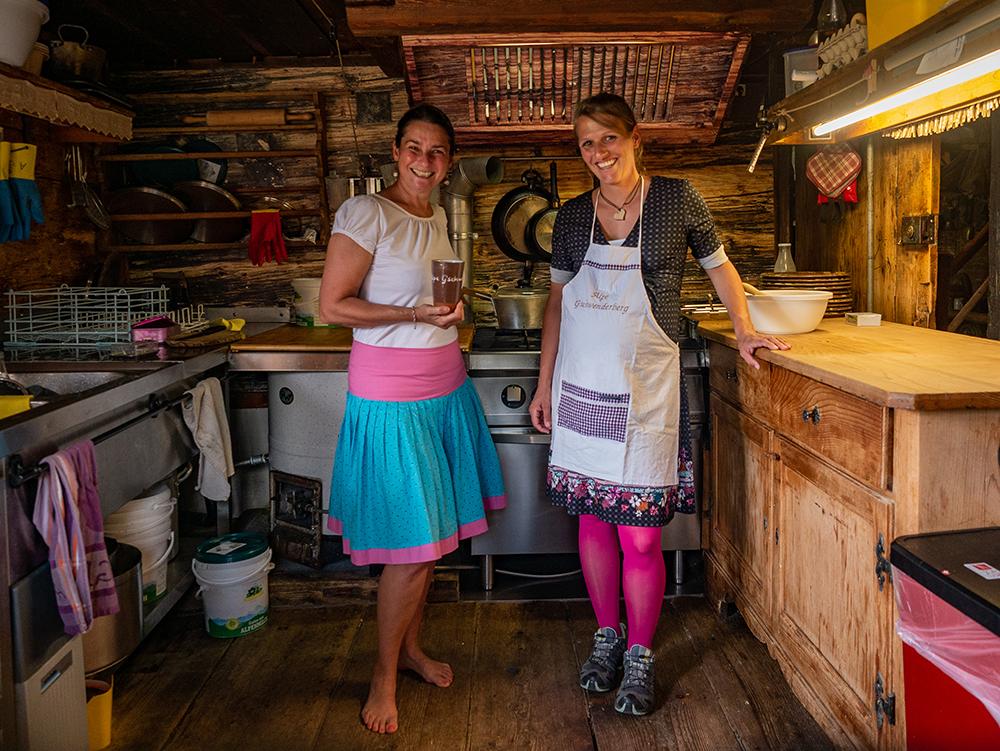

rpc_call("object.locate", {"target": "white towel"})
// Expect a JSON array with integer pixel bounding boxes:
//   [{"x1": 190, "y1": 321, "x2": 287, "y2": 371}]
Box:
[{"x1": 182, "y1": 377, "x2": 234, "y2": 501}]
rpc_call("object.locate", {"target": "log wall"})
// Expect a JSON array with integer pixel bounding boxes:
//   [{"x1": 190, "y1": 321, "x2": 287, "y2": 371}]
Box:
[{"x1": 2, "y1": 63, "x2": 776, "y2": 328}]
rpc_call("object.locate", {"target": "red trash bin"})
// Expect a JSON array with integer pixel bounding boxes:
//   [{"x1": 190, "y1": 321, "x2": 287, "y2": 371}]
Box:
[{"x1": 891, "y1": 528, "x2": 1000, "y2": 751}]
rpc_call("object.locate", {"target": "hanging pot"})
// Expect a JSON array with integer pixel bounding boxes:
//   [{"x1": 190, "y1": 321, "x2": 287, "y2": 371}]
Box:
[
  {"x1": 524, "y1": 161, "x2": 561, "y2": 262},
  {"x1": 46, "y1": 25, "x2": 107, "y2": 83},
  {"x1": 464, "y1": 285, "x2": 549, "y2": 330},
  {"x1": 490, "y1": 169, "x2": 552, "y2": 262}
]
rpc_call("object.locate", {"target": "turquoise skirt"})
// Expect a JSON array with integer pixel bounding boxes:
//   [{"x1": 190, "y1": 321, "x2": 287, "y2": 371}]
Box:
[{"x1": 328, "y1": 377, "x2": 505, "y2": 565}]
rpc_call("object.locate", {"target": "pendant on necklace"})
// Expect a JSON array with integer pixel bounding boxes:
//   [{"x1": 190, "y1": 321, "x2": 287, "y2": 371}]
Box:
[{"x1": 613, "y1": 207, "x2": 626, "y2": 221}]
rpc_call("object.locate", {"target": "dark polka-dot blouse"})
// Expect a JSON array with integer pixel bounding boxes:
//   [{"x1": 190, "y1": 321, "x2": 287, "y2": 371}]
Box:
[{"x1": 550, "y1": 176, "x2": 723, "y2": 342}]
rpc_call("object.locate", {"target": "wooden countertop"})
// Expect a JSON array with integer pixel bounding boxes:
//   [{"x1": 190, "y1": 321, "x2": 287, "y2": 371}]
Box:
[
  {"x1": 230, "y1": 324, "x2": 475, "y2": 352},
  {"x1": 698, "y1": 318, "x2": 1000, "y2": 410}
]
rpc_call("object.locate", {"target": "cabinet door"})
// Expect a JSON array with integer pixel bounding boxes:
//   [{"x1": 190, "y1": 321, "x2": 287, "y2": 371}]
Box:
[
  {"x1": 774, "y1": 438, "x2": 897, "y2": 751},
  {"x1": 709, "y1": 397, "x2": 774, "y2": 638}
]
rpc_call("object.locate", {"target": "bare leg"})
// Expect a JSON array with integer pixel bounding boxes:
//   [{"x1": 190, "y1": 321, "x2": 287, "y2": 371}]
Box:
[
  {"x1": 398, "y1": 562, "x2": 454, "y2": 687},
  {"x1": 362, "y1": 560, "x2": 440, "y2": 734}
]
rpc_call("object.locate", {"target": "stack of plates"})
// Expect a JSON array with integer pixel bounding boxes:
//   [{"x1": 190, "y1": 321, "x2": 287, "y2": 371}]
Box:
[{"x1": 760, "y1": 272, "x2": 853, "y2": 317}]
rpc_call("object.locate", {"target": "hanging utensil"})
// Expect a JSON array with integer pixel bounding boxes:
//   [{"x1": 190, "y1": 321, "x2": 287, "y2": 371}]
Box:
[{"x1": 78, "y1": 148, "x2": 111, "y2": 229}]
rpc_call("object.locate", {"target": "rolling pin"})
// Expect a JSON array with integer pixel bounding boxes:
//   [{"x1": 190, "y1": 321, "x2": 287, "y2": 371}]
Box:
[{"x1": 182, "y1": 109, "x2": 315, "y2": 126}]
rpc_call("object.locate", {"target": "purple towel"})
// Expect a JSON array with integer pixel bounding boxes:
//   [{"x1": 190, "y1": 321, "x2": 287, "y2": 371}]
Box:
[
  {"x1": 66, "y1": 441, "x2": 119, "y2": 618},
  {"x1": 33, "y1": 441, "x2": 118, "y2": 635},
  {"x1": 34, "y1": 452, "x2": 91, "y2": 634}
]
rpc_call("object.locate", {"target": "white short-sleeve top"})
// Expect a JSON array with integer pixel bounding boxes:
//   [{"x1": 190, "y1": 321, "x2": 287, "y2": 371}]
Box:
[{"x1": 331, "y1": 193, "x2": 459, "y2": 349}]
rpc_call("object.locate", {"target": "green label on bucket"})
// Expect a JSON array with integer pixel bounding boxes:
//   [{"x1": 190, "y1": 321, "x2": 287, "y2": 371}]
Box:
[{"x1": 207, "y1": 609, "x2": 268, "y2": 638}]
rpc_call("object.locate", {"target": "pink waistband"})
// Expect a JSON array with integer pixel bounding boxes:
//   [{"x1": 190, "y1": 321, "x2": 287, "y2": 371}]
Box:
[{"x1": 348, "y1": 340, "x2": 467, "y2": 401}]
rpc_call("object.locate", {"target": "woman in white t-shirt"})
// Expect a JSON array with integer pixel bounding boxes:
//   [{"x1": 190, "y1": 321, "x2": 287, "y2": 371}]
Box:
[{"x1": 319, "y1": 104, "x2": 505, "y2": 735}]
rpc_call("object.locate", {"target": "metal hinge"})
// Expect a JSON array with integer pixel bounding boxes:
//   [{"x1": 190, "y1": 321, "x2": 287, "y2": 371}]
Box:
[
  {"x1": 875, "y1": 533, "x2": 892, "y2": 592},
  {"x1": 875, "y1": 672, "x2": 896, "y2": 729},
  {"x1": 900, "y1": 214, "x2": 937, "y2": 245},
  {"x1": 707, "y1": 490, "x2": 714, "y2": 519}
]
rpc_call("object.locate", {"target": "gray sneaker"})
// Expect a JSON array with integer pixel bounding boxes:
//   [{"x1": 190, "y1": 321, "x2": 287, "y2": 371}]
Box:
[
  {"x1": 579, "y1": 623, "x2": 627, "y2": 692},
  {"x1": 615, "y1": 644, "x2": 655, "y2": 715}
]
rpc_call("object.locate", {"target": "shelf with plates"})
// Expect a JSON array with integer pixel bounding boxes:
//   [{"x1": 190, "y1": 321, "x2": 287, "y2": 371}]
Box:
[{"x1": 96, "y1": 89, "x2": 346, "y2": 252}]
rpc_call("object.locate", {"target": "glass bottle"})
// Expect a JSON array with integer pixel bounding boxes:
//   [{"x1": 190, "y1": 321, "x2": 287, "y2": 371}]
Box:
[
  {"x1": 774, "y1": 243, "x2": 796, "y2": 273},
  {"x1": 817, "y1": 0, "x2": 847, "y2": 42}
]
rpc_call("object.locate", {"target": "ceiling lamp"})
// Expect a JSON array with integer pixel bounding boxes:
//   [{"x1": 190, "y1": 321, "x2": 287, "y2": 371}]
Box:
[{"x1": 813, "y1": 46, "x2": 1000, "y2": 136}]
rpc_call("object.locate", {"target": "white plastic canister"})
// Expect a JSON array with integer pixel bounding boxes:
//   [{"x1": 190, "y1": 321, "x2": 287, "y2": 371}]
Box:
[
  {"x1": 292, "y1": 278, "x2": 335, "y2": 327},
  {"x1": 192, "y1": 533, "x2": 273, "y2": 638}
]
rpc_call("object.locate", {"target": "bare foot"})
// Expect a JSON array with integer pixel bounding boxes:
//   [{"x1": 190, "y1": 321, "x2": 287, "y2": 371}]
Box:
[
  {"x1": 399, "y1": 648, "x2": 454, "y2": 687},
  {"x1": 361, "y1": 670, "x2": 398, "y2": 734}
]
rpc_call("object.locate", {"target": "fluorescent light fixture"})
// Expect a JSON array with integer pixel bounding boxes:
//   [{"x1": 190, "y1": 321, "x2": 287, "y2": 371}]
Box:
[{"x1": 813, "y1": 47, "x2": 1000, "y2": 136}]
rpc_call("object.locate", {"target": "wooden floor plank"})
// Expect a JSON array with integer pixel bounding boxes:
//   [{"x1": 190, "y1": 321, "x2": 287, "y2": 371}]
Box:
[
  {"x1": 162, "y1": 605, "x2": 364, "y2": 751},
  {"x1": 673, "y1": 598, "x2": 837, "y2": 751},
  {"x1": 107, "y1": 613, "x2": 232, "y2": 751},
  {"x1": 312, "y1": 601, "x2": 477, "y2": 750},
  {"x1": 468, "y1": 601, "x2": 594, "y2": 751}
]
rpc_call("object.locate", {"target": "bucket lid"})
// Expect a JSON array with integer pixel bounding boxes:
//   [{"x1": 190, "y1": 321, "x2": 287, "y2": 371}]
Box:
[{"x1": 196, "y1": 532, "x2": 268, "y2": 564}]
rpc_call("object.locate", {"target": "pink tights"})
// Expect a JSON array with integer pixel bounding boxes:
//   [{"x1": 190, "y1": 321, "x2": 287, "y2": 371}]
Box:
[{"x1": 578, "y1": 514, "x2": 665, "y2": 649}]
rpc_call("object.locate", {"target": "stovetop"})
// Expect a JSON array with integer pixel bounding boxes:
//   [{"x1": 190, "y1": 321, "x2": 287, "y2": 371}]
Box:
[{"x1": 468, "y1": 328, "x2": 542, "y2": 372}]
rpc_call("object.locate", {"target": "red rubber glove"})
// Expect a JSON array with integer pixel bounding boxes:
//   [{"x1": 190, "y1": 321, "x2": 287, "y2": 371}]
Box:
[
  {"x1": 249, "y1": 209, "x2": 277, "y2": 266},
  {"x1": 249, "y1": 209, "x2": 287, "y2": 265}
]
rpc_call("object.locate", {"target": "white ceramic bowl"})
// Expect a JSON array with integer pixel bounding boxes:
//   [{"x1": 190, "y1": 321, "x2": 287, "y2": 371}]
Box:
[{"x1": 745, "y1": 289, "x2": 833, "y2": 334}]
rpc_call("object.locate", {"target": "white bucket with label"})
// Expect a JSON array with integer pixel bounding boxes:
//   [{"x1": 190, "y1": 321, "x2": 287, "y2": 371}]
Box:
[
  {"x1": 104, "y1": 503, "x2": 174, "y2": 602},
  {"x1": 292, "y1": 278, "x2": 335, "y2": 328},
  {"x1": 192, "y1": 533, "x2": 273, "y2": 638}
]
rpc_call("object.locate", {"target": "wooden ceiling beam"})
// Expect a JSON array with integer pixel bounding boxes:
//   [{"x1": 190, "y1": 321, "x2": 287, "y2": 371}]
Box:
[{"x1": 345, "y1": 0, "x2": 813, "y2": 37}]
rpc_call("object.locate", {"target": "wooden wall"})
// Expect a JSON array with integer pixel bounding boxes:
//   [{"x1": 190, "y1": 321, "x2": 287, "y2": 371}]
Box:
[
  {"x1": 3, "y1": 62, "x2": 777, "y2": 328},
  {"x1": 793, "y1": 135, "x2": 940, "y2": 327}
]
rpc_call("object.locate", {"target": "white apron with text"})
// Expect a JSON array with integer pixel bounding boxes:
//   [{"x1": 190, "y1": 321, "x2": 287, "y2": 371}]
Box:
[{"x1": 551, "y1": 178, "x2": 681, "y2": 487}]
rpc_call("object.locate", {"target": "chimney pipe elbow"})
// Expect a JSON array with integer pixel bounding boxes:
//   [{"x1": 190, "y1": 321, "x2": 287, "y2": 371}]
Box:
[{"x1": 443, "y1": 156, "x2": 504, "y2": 198}]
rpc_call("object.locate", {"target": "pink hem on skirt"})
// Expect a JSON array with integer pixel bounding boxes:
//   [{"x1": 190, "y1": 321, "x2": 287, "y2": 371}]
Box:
[{"x1": 327, "y1": 515, "x2": 493, "y2": 565}]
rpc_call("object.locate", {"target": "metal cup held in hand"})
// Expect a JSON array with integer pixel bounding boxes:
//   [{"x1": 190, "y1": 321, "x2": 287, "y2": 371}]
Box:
[{"x1": 432, "y1": 259, "x2": 464, "y2": 312}]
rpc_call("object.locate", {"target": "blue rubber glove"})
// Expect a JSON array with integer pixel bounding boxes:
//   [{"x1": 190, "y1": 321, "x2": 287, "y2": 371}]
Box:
[
  {"x1": 0, "y1": 142, "x2": 14, "y2": 243},
  {"x1": 9, "y1": 143, "x2": 44, "y2": 240}
]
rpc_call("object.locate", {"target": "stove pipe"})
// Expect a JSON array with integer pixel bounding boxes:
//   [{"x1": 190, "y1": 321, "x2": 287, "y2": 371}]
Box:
[{"x1": 442, "y1": 156, "x2": 503, "y2": 292}]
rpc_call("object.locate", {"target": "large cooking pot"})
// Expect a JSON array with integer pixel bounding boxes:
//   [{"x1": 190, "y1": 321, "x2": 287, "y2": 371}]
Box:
[
  {"x1": 524, "y1": 161, "x2": 561, "y2": 262},
  {"x1": 491, "y1": 169, "x2": 552, "y2": 262},
  {"x1": 46, "y1": 25, "x2": 107, "y2": 83},
  {"x1": 465, "y1": 285, "x2": 549, "y2": 330}
]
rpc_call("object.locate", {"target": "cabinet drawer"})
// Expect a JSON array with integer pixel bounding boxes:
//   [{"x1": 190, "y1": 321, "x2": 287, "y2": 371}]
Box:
[
  {"x1": 771, "y1": 368, "x2": 891, "y2": 489},
  {"x1": 708, "y1": 343, "x2": 771, "y2": 421}
]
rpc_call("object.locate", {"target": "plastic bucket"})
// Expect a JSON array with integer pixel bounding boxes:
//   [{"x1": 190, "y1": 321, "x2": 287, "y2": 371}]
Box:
[
  {"x1": 192, "y1": 533, "x2": 273, "y2": 638},
  {"x1": 292, "y1": 278, "x2": 335, "y2": 327},
  {"x1": 140, "y1": 532, "x2": 173, "y2": 602},
  {"x1": 0, "y1": 0, "x2": 50, "y2": 67},
  {"x1": 85, "y1": 678, "x2": 113, "y2": 751}
]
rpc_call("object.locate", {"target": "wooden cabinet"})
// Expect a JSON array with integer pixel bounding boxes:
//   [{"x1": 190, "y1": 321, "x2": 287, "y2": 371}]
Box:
[
  {"x1": 701, "y1": 318, "x2": 1000, "y2": 751},
  {"x1": 706, "y1": 338, "x2": 898, "y2": 750}
]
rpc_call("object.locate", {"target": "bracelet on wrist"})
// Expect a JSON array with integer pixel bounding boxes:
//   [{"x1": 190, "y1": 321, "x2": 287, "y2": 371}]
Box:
[{"x1": 411, "y1": 306, "x2": 417, "y2": 329}]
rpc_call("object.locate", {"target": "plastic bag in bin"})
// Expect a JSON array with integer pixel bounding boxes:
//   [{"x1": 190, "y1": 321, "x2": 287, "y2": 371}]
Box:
[{"x1": 893, "y1": 568, "x2": 1000, "y2": 728}]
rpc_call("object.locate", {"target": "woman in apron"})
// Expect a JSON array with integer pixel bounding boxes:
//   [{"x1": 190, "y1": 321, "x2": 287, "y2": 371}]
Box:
[{"x1": 529, "y1": 93, "x2": 789, "y2": 716}]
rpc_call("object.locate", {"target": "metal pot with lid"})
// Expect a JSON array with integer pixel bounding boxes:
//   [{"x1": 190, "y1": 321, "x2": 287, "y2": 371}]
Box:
[{"x1": 465, "y1": 285, "x2": 549, "y2": 330}]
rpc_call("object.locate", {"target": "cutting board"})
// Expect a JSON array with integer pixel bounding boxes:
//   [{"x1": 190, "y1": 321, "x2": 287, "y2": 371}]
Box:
[{"x1": 231, "y1": 324, "x2": 475, "y2": 352}]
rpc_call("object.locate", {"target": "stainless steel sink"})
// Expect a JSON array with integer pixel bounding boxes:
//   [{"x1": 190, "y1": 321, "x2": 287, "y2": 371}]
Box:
[{"x1": 4, "y1": 361, "x2": 172, "y2": 399}]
